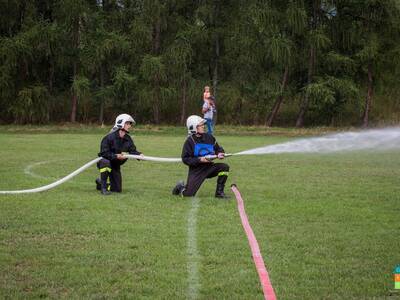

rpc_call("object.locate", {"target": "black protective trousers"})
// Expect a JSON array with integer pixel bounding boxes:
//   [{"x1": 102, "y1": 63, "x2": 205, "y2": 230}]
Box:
[
  {"x1": 183, "y1": 163, "x2": 229, "y2": 197},
  {"x1": 97, "y1": 158, "x2": 123, "y2": 192}
]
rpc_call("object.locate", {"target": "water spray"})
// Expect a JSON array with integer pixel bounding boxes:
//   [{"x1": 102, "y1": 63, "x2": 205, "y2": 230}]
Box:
[
  {"x1": 234, "y1": 127, "x2": 400, "y2": 155},
  {"x1": 1, "y1": 127, "x2": 399, "y2": 194}
]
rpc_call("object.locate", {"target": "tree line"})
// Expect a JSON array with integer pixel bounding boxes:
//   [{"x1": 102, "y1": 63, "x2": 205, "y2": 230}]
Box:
[{"x1": 1, "y1": 0, "x2": 399, "y2": 127}]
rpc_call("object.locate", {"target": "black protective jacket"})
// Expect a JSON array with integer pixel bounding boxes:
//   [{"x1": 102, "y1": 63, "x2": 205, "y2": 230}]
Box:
[
  {"x1": 181, "y1": 133, "x2": 224, "y2": 170},
  {"x1": 98, "y1": 130, "x2": 141, "y2": 163}
]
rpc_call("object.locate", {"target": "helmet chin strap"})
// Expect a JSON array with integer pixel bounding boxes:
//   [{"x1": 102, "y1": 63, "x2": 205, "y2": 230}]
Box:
[{"x1": 118, "y1": 127, "x2": 129, "y2": 135}]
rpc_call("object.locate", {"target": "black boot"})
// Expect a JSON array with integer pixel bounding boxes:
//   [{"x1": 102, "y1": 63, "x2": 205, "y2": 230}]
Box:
[
  {"x1": 95, "y1": 178, "x2": 101, "y2": 191},
  {"x1": 101, "y1": 188, "x2": 112, "y2": 195},
  {"x1": 100, "y1": 172, "x2": 111, "y2": 195},
  {"x1": 96, "y1": 178, "x2": 110, "y2": 191},
  {"x1": 215, "y1": 175, "x2": 230, "y2": 199},
  {"x1": 172, "y1": 180, "x2": 185, "y2": 196}
]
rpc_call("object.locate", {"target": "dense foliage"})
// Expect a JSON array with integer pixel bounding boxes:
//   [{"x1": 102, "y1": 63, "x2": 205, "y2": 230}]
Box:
[{"x1": 1, "y1": 0, "x2": 399, "y2": 126}]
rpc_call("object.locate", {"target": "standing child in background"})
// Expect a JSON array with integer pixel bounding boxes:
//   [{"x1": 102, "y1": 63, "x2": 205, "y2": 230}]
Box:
[
  {"x1": 203, "y1": 85, "x2": 211, "y2": 102},
  {"x1": 202, "y1": 86, "x2": 216, "y2": 134},
  {"x1": 209, "y1": 95, "x2": 217, "y2": 114}
]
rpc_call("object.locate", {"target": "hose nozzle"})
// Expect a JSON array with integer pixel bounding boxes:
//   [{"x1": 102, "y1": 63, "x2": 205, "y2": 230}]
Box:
[{"x1": 203, "y1": 153, "x2": 233, "y2": 161}]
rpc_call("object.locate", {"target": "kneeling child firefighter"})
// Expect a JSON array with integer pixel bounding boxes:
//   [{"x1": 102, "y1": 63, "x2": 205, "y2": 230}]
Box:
[
  {"x1": 172, "y1": 115, "x2": 230, "y2": 198},
  {"x1": 96, "y1": 114, "x2": 143, "y2": 195}
]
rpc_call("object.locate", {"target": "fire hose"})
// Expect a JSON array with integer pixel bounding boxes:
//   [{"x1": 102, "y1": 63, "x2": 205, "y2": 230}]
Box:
[{"x1": 0, "y1": 154, "x2": 233, "y2": 194}]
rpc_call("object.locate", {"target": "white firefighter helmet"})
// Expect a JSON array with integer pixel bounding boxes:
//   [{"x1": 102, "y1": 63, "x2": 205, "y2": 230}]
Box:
[
  {"x1": 186, "y1": 115, "x2": 206, "y2": 134},
  {"x1": 112, "y1": 113, "x2": 136, "y2": 131}
]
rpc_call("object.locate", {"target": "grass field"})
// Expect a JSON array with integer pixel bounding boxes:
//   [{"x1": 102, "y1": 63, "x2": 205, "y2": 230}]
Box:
[{"x1": 0, "y1": 126, "x2": 399, "y2": 299}]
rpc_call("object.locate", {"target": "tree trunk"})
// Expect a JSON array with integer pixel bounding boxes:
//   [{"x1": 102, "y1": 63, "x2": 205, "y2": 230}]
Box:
[
  {"x1": 153, "y1": 19, "x2": 161, "y2": 124},
  {"x1": 362, "y1": 63, "x2": 373, "y2": 128},
  {"x1": 70, "y1": 96, "x2": 78, "y2": 123},
  {"x1": 296, "y1": 0, "x2": 319, "y2": 128},
  {"x1": 266, "y1": 65, "x2": 289, "y2": 127},
  {"x1": 16, "y1": 1, "x2": 26, "y2": 33},
  {"x1": 211, "y1": 1, "x2": 220, "y2": 125},
  {"x1": 70, "y1": 16, "x2": 81, "y2": 123},
  {"x1": 18, "y1": 57, "x2": 29, "y2": 83},
  {"x1": 180, "y1": 69, "x2": 187, "y2": 125},
  {"x1": 153, "y1": 18, "x2": 161, "y2": 54},
  {"x1": 296, "y1": 46, "x2": 315, "y2": 128},
  {"x1": 48, "y1": 58, "x2": 54, "y2": 94},
  {"x1": 153, "y1": 89, "x2": 160, "y2": 124},
  {"x1": 47, "y1": 58, "x2": 54, "y2": 123},
  {"x1": 99, "y1": 65, "x2": 105, "y2": 124},
  {"x1": 213, "y1": 34, "x2": 219, "y2": 99},
  {"x1": 70, "y1": 63, "x2": 78, "y2": 123},
  {"x1": 212, "y1": 33, "x2": 219, "y2": 125}
]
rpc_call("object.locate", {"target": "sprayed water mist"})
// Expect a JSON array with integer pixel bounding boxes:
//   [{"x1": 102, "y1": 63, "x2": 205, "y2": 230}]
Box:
[{"x1": 235, "y1": 127, "x2": 400, "y2": 155}]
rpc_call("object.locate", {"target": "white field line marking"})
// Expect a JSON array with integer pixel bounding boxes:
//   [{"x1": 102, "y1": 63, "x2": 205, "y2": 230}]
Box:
[
  {"x1": 187, "y1": 197, "x2": 200, "y2": 300},
  {"x1": 24, "y1": 160, "x2": 55, "y2": 180}
]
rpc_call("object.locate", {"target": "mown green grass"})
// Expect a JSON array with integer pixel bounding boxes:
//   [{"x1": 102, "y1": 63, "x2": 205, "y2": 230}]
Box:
[{"x1": 0, "y1": 128, "x2": 399, "y2": 299}]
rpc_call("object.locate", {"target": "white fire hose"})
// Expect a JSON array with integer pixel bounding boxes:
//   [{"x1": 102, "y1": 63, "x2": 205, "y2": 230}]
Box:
[{"x1": 0, "y1": 154, "x2": 233, "y2": 194}]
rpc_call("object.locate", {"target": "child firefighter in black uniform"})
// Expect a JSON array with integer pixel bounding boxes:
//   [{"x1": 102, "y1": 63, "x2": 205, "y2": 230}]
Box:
[
  {"x1": 96, "y1": 113, "x2": 143, "y2": 195},
  {"x1": 172, "y1": 115, "x2": 230, "y2": 198}
]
